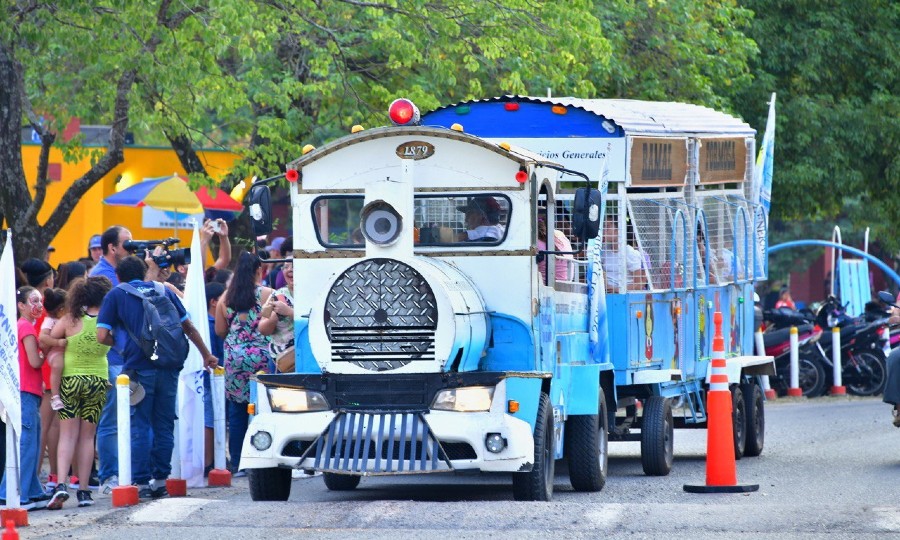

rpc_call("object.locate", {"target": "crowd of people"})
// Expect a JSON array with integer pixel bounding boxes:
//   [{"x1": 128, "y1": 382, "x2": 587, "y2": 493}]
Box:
[{"x1": 3, "y1": 220, "x2": 294, "y2": 510}]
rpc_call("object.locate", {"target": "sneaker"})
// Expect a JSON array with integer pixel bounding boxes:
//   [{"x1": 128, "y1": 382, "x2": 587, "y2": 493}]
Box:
[
  {"x1": 47, "y1": 484, "x2": 69, "y2": 510},
  {"x1": 45, "y1": 473, "x2": 58, "y2": 493},
  {"x1": 88, "y1": 473, "x2": 101, "y2": 490},
  {"x1": 31, "y1": 493, "x2": 52, "y2": 510},
  {"x1": 893, "y1": 408, "x2": 900, "y2": 428},
  {"x1": 232, "y1": 470, "x2": 247, "y2": 478},
  {"x1": 76, "y1": 490, "x2": 94, "y2": 507},
  {"x1": 137, "y1": 482, "x2": 168, "y2": 499},
  {"x1": 100, "y1": 475, "x2": 119, "y2": 495},
  {"x1": 50, "y1": 394, "x2": 64, "y2": 411}
]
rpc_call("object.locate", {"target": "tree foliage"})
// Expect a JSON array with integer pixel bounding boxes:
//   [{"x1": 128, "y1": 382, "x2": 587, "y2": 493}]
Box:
[
  {"x1": 735, "y1": 0, "x2": 900, "y2": 251},
  {"x1": 1, "y1": 0, "x2": 761, "y2": 259}
]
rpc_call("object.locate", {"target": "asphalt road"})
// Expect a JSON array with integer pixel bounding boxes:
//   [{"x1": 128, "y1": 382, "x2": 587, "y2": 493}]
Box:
[{"x1": 19, "y1": 396, "x2": 900, "y2": 539}]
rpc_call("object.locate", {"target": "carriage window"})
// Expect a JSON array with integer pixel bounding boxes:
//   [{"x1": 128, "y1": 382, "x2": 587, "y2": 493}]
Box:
[{"x1": 311, "y1": 194, "x2": 511, "y2": 247}]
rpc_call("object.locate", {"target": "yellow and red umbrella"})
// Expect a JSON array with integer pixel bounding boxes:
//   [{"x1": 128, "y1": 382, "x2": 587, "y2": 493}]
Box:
[{"x1": 104, "y1": 175, "x2": 243, "y2": 215}]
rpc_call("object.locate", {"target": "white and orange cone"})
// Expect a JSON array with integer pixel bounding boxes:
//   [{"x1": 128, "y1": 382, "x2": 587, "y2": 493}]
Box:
[{"x1": 684, "y1": 311, "x2": 759, "y2": 493}]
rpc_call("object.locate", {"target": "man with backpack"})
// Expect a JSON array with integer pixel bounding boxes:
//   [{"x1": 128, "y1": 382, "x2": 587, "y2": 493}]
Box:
[{"x1": 96, "y1": 254, "x2": 218, "y2": 499}]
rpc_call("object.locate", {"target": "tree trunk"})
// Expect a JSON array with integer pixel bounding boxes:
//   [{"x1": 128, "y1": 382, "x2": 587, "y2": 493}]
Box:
[{"x1": 0, "y1": 42, "x2": 44, "y2": 261}]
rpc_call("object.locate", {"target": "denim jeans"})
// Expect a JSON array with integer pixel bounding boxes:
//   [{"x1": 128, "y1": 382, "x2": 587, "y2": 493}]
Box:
[
  {"x1": 97, "y1": 364, "x2": 123, "y2": 482},
  {"x1": 131, "y1": 368, "x2": 179, "y2": 485},
  {"x1": 0, "y1": 392, "x2": 44, "y2": 503},
  {"x1": 226, "y1": 399, "x2": 249, "y2": 472}
]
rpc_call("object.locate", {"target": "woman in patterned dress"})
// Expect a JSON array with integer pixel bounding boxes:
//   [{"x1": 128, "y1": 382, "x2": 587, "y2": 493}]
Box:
[{"x1": 215, "y1": 252, "x2": 274, "y2": 475}]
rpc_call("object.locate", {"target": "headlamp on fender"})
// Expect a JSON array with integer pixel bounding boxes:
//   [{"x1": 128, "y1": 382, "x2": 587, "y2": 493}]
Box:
[
  {"x1": 432, "y1": 386, "x2": 495, "y2": 412},
  {"x1": 267, "y1": 387, "x2": 330, "y2": 413}
]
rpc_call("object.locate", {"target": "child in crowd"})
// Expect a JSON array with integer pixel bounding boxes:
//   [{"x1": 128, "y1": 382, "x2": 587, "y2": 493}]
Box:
[
  {"x1": 37, "y1": 288, "x2": 67, "y2": 493},
  {"x1": 39, "y1": 289, "x2": 69, "y2": 412},
  {"x1": 0, "y1": 287, "x2": 51, "y2": 510}
]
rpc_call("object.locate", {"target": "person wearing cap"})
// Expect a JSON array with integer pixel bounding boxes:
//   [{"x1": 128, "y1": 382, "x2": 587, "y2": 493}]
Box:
[
  {"x1": 87, "y1": 235, "x2": 103, "y2": 264},
  {"x1": 89, "y1": 225, "x2": 132, "y2": 495},
  {"x1": 265, "y1": 236, "x2": 285, "y2": 258},
  {"x1": 456, "y1": 196, "x2": 505, "y2": 242}
]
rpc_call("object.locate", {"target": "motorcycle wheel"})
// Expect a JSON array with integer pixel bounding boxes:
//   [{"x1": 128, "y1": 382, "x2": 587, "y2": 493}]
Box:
[
  {"x1": 845, "y1": 350, "x2": 887, "y2": 397},
  {"x1": 798, "y1": 353, "x2": 827, "y2": 397}
]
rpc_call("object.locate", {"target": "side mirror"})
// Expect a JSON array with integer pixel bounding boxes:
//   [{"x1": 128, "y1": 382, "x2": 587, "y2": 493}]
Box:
[
  {"x1": 572, "y1": 187, "x2": 602, "y2": 242},
  {"x1": 878, "y1": 290, "x2": 898, "y2": 308},
  {"x1": 245, "y1": 184, "x2": 273, "y2": 236}
]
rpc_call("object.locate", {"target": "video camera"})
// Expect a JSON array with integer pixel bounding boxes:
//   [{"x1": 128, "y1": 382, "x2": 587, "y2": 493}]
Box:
[{"x1": 122, "y1": 238, "x2": 191, "y2": 269}]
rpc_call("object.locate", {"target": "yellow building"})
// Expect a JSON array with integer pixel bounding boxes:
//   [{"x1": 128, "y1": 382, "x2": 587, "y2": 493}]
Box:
[{"x1": 20, "y1": 142, "x2": 241, "y2": 267}]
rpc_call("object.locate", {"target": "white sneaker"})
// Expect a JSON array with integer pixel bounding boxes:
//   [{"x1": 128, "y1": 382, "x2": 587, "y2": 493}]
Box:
[{"x1": 100, "y1": 475, "x2": 119, "y2": 495}]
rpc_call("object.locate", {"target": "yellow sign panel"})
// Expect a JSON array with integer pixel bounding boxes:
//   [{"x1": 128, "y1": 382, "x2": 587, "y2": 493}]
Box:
[
  {"x1": 628, "y1": 137, "x2": 688, "y2": 187},
  {"x1": 698, "y1": 137, "x2": 747, "y2": 184}
]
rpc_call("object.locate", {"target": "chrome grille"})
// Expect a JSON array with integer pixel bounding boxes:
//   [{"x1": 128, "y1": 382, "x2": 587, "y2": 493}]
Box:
[
  {"x1": 301, "y1": 411, "x2": 453, "y2": 474},
  {"x1": 325, "y1": 259, "x2": 438, "y2": 371}
]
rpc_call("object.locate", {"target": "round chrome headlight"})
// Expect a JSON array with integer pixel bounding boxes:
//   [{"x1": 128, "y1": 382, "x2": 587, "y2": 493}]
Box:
[{"x1": 360, "y1": 201, "x2": 402, "y2": 245}]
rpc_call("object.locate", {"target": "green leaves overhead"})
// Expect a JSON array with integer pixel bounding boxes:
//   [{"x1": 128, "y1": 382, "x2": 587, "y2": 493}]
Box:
[{"x1": 735, "y1": 0, "x2": 900, "y2": 250}]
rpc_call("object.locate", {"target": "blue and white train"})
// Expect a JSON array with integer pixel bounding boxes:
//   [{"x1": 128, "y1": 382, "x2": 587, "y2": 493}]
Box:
[{"x1": 239, "y1": 96, "x2": 774, "y2": 501}]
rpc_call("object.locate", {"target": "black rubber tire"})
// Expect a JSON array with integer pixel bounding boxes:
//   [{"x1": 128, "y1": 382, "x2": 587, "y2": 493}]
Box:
[
  {"x1": 845, "y1": 351, "x2": 887, "y2": 397},
  {"x1": 566, "y1": 387, "x2": 609, "y2": 492},
  {"x1": 640, "y1": 396, "x2": 673, "y2": 476},
  {"x1": 798, "y1": 353, "x2": 827, "y2": 397},
  {"x1": 513, "y1": 393, "x2": 555, "y2": 501},
  {"x1": 731, "y1": 385, "x2": 746, "y2": 460},
  {"x1": 323, "y1": 472, "x2": 361, "y2": 491},
  {"x1": 248, "y1": 467, "x2": 292, "y2": 501},
  {"x1": 742, "y1": 382, "x2": 765, "y2": 457}
]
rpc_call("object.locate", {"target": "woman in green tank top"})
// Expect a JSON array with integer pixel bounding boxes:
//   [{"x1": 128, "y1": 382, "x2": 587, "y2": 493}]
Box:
[{"x1": 48, "y1": 276, "x2": 113, "y2": 508}]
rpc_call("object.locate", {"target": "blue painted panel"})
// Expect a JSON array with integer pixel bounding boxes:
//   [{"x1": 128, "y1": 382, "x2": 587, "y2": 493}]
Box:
[
  {"x1": 423, "y1": 102, "x2": 623, "y2": 138},
  {"x1": 479, "y1": 313, "x2": 535, "y2": 372},
  {"x1": 506, "y1": 377, "x2": 542, "y2": 430},
  {"x1": 294, "y1": 319, "x2": 322, "y2": 374},
  {"x1": 567, "y1": 364, "x2": 601, "y2": 415},
  {"x1": 606, "y1": 294, "x2": 629, "y2": 370}
]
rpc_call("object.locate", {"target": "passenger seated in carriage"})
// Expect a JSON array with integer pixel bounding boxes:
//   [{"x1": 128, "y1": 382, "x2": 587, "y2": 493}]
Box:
[
  {"x1": 601, "y1": 214, "x2": 646, "y2": 292},
  {"x1": 536, "y1": 217, "x2": 574, "y2": 284}
]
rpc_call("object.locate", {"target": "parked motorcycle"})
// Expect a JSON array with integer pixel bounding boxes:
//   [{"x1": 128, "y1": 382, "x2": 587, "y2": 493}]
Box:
[
  {"x1": 812, "y1": 296, "x2": 888, "y2": 397},
  {"x1": 760, "y1": 307, "x2": 827, "y2": 397}
]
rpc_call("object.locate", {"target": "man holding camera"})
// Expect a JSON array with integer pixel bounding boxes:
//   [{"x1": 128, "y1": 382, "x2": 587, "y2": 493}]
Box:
[
  {"x1": 90, "y1": 226, "x2": 133, "y2": 286},
  {"x1": 97, "y1": 250, "x2": 218, "y2": 498},
  {"x1": 90, "y1": 226, "x2": 132, "y2": 494}
]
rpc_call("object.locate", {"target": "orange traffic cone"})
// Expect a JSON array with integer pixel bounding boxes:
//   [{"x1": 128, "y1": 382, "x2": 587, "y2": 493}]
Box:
[{"x1": 684, "y1": 311, "x2": 759, "y2": 494}]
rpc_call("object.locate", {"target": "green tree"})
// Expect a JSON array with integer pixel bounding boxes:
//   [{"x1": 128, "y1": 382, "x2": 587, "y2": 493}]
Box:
[
  {"x1": 590, "y1": 0, "x2": 758, "y2": 110},
  {"x1": 0, "y1": 1, "x2": 219, "y2": 260},
  {"x1": 735, "y1": 0, "x2": 900, "y2": 250}
]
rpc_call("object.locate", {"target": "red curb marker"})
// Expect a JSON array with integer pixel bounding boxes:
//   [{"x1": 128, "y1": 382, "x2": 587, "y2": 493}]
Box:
[
  {"x1": 786, "y1": 387, "x2": 803, "y2": 397},
  {"x1": 0, "y1": 511, "x2": 26, "y2": 530},
  {"x1": 166, "y1": 479, "x2": 187, "y2": 497},
  {"x1": 111, "y1": 485, "x2": 139, "y2": 507},
  {"x1": 764, "y1": 388, "x2": 777, "y2": 400},
  {"x1": 830, "y1": 385, "x2": 847, "y2": 396},
  {"x1": 1, "y1": 518, "x2": 20, "y2": 539},
  {"x1": 207, "y1": 469, "x2": 232, "y2": 487}
]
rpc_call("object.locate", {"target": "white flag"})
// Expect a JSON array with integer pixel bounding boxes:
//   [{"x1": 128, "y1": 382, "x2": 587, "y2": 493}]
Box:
[
  {"x1": 176, "y1": 223, "x2": 209, "y2": 487},
  {"x1": 0, "y1": 232, "x2": 22, "y2": 505}
]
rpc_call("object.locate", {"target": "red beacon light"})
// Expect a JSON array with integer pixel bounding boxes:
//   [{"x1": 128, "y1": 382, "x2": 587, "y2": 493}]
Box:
[
  {"x1": 515, "y1": 167, "x2": 528, "y2": 184},
  {"x1": 388, "y1": 98, "x2": 420, "y2": 126},
  {"x1": 285, "y1": 169, "x2": 299, "y2": 183}
]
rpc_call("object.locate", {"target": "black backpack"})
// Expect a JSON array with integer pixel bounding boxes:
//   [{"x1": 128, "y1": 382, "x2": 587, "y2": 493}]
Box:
[{"x1": 118, "y1": 282, "x2": 190, "y2": 371}]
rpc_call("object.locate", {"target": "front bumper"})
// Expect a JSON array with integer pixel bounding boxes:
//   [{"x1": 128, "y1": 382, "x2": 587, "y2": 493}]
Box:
[{"x1": 241, "y1": 378, "x2": 535, "y2": 475}]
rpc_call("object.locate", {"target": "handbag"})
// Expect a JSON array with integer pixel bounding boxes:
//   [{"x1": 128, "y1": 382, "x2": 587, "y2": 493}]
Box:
[{"x1": 275, "y1": 345, "x2": 295, "y2": 373}]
